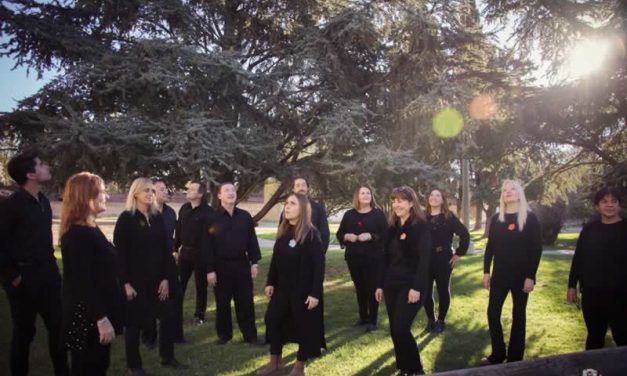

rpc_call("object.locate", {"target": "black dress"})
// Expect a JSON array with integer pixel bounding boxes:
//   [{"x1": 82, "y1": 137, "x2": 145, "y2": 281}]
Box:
[
  {"x1": 61, "y1": 224, "x2": 123, "y2": 376},
  {"x1": 336, "y1": 208, "x2": 388, "y2": 325},
  {"x1": 264, "y1": 227, "x2": 326, "y2": 361}
]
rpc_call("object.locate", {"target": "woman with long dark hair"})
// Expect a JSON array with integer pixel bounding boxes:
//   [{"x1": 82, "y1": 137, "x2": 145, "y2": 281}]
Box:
[
  {"x1": 60, "y1": 172, "x2": 122, "y2": 375},
  {"x1": 375, "y1": 186, "x2": 431, "y2": 376},
  {"x1": 481, "y1": 180, "x2": 542, "y2": 364},
  {"x1": 423, "y1": 189, "x2": 470, "y2": 334},
  {"x1": 256, "y1": 193, "x2": 326, "y2": 376},
  {"x1": 337, "y1": 185, "x2": 388, "y2": 332},
  {"x1": 114, "y1": 177, "x2": 186, "y2": 375}
]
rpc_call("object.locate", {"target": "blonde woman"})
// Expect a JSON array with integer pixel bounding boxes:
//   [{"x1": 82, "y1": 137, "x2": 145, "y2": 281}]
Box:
[
  {"x1": 481, "y1": 180, "x2": 542, "y2": 365},
  {"x1": 113, "y1": 177, "x2": 186, "y2": 375},
  {"x1": 257, "y1": 193, "x2": 326, "y2": 376}
]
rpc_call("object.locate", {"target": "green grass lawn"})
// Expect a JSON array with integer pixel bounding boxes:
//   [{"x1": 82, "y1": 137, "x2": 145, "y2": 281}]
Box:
[{"x1": 0, "y1": 249, "x2": 596, "y2": 375}]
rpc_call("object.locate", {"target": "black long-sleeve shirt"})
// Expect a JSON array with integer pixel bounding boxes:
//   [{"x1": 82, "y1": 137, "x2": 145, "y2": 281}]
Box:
[
  {"x1": 336, "y1": 208, "x2": 388, "y2": 260},
  {"x1": 280, "y1": 199, "x2": 330, "y2": 253},
  {"x1": 568, "y1": 219, "x2": 627, "y2": 292},
  {"x1": 379, "y1": 219, "x2": 432, "y2": 294},
  {"x1": 113, "y1": 210, "x2": 169, "y2": 285},
  {"x1": 61, "y1": 225, "x2": 122, "y2": 325},
  {"x1": 483, "y1": 212, "x2": 542, "y2": 281},
  {"x1": 426, "y1": 213, "x2": 470, "y2": 256},
  {"x1": 161, "y1": 203, "x2": 177, "y2": 253},
  {"x1": 202, "y1": 206, "x2": 261, "y2": 273},
  {"x1": 0, "y1": 189, "x2": 56, "y2": 286},
  {"x1": 174, "y1": 202, "x2": 213, "y2": 260}
]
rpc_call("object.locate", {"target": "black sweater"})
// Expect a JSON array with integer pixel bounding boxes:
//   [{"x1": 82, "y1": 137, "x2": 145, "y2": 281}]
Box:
[
  {"x1": 61, "y1": 225, "x2": 122, "y2": 327},
  {"x1": 483, "y1": 212, "x2": 542, "y2": 281},
  {"x1": 426, "y1": 213, "x2": 470, "y2": 256},
  {"x1": 336, "y1": 208, "x2": 388, "y2": 260},
  {"x1": 568, "y1": 219, "x2": 627, "y2": 292},
  {"x1": 174, "y1": 202, "x2": 213, "y2": 260}
]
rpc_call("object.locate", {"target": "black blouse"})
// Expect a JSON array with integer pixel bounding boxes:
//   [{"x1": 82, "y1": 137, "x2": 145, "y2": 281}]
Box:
[
  {"x1": 336, "y1": 208, "x2": 388, "y2": 260},
  {"x1": 426, "y1": 213, "x2": 470, "y2": 256}
]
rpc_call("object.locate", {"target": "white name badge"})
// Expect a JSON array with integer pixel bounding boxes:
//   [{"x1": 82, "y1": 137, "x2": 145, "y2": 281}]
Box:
[{"x1": 289, "y1": 239, "x2": 297, "y2": 248}]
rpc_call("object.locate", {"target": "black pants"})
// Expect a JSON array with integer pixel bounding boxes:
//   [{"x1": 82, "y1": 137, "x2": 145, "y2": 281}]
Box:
[
  {"x1": 70, "y1": 341, "x2": 110, "y2": 376},
  {"x1": 214, "y1": 258, "x2": 258, "y2": 342},
  {"x1": 384, "y1": 284, "x2": 423, "y2": 373},
  {"x1": 424, "y1": 253, "x2": 453, "y2": 322},
  {"x1": 487, "y1": 276, "x2": 529, "y2": 363},
  {"x1": 581, "y1": 288, "x2": 627, "y2": 350},
  {"x1": 179, "y1": 255, "x2": 208, "y2": 320},
  {"x1": 346, "y1": 257, "x2": 379, "y2": 325},
  {"x1": 5, "y1": 265, "x2": 69, "y2": 376},
  {"x1": 142, "y1": 258, "x2": 184, "y2": 344}
]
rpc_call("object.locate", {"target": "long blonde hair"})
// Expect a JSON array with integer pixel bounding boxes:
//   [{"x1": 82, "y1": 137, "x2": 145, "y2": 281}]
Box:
[
  {"x1": 498, "y1": 179, "x2": 529, "y2": 231},
  {"x1": 125, "y1": 177, "x2": 160, "y2": 216},
  {"x1": 277, "y1": 193, "x2": 316, "y2": 244},
  {"x1": 59, "y1": 172, "x2": 104, "y2": 238}
]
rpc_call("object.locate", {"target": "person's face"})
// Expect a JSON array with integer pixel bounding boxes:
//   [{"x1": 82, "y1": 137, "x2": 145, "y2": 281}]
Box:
[
  {"x1": 89, "y1": 183, "x2": 109, "y2": 216},
  {"x1": 154, "y1": 182, "x2": 169, "y2": 205},
  {"x1": 596, "y1": 194, "x2": 621, "y2": 219},
  {"x1": 283, "y1": 195, "x2": 301, "y2": 222},
  {"x1": 428, "y1": 190, "x2": 443, "y2": 208},
  {"x1": 27, "y1": 157, "x2": 51, "y2": 183},
  {"x1": 501, "y1": 183, "x2": 519, "y2": 205},
  {"x1": 186, "y1": 182, "x2": 202, "y2": 202},
  {"x1": 135, "y1": 184, "x2": 155, "y2": 207},
  {"x1": 392, "y1": 197, "x2": 413, "y2": 219},
  {"x1": 218, "y1": 184, "x2": 237, "y2": 206},
  {"x1": 293, "y1": 178, "x2": 308, "y2": 195},
  {"x1": 358, "y1": 187, "x2": 372, "y2": 207}
]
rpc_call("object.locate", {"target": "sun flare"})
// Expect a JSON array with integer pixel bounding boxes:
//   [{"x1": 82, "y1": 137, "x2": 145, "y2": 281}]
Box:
[{"x1": 565, "y1": 38, "x2": 610, "y2": 78}]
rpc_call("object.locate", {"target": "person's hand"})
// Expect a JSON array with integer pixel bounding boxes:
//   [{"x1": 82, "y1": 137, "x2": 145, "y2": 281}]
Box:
[
  {"x1": 357, "y1": 233, "x2": 372, "y2": 242},
  {"x1": 124, "y1": 283, "x2": 137, "y2": 301},
  {"x1": 344, "y1": 233, "x2": 358, "y2": 243},
  {"x1": 158, "y1": 279, "x2": 169, "y2": 301},
  {"x1": 408, "y1": 289, "x2": 420, "y2": 304},
  {"x1": 207, "y1": 272, "x2": 217, "y2": 287},
  {"x1": 96, "y1": 317, "x2": 115, "y2": 345},
  {"x1": 566, "y1": 287, "x2": 578, "y2": 304},
  {"x1": 522, "y1": 278, "x2": 535, "y2": 293},
  {"x1": 265, "y1": 286, "x2": 274, "y2": 298},
  {"x1": 483, "y1": 274, "x2": 491, "y2": 290},
  {"x1": 305, "y1": 296, "x2": 319, "y2": 310},
  {"x1": 449, "y1": 255, "x2": 461, "y2": 268},
  {"x1": 11, "y1": 275, "x2": 22, "y2": 287},
  {"x1": 251, "y1": 264, "x2": 258, "y2": 279},
  {"x1": 375, "y1": 288, "x2": 384, "y2": 303}
]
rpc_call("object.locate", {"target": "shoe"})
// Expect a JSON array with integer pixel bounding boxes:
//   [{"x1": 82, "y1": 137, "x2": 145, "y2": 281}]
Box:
[
  {"x1": 193, "y1": 317, "x2": 205, "y2": 326},
  {"x1": 142, "y1": 341, "x2": 156, "y2": 350},
  {"x1": 433, "y1": 320, "x2": 446, "y2": 334},
  {"x1": 127, "y1": 368, "x2": 151, "y2": 376},
  {"x1": 478, "y1": 357, "x2": 501, "y2": 366},
  {"x1": 217, "y1": 337, "x2": 231, "y2": 345},
  {"x1": 365, "y1": 323, "x2": 377, "y2": 333},
  {"x1": 287, "y1": 360, "x2": 305, "y2": 376},
  {"x1": 256, "y1": 354, "x2": 284, "y2": 376},
  {"x1": 397, "y1": 371, "x2": 425, "y2": 376},
  {"x1": 161, "y1": 358, "x2": 189, "y2": 369},
  {"x1": 423, "y1": 319, "x2": 435, "y2": 333},
  {"x1": 246, "y1": 337, "x2": 267, "y2": 346},
  {"x1": 352, "y1": 319, "x2": 367, "y2": 327}
]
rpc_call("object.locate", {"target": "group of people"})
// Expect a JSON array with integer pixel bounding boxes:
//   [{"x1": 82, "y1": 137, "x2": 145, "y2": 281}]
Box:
[{"x1": 0, "y1": 150, "x2": 625, "y2": 376}]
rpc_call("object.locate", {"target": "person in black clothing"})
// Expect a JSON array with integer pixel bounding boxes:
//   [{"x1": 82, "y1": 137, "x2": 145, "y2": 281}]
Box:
[
  {"x1": 203, "y1": 182, "x2": 262, "y2": 345},
  {"x1": 175, "y1": 181, "x2": 213, "y2": 325},
  {"x1": 375, "y1": 186, "x2": 431, "y2": 376},
  {"x1": 0, "y1": 151, "x2": 69, "y2": 376},
  {"x1": 114, "y1": 177, "x2": 187, "y2": 375},
  {"x1": 141, "y1": 180, "x2": 185, "y2": 347},
  {"x1": 59, "y1": 172, "x2": 123, "y2": 376},
  {"x1": 423, "y1": 189, "x2": 470, "y2": 334},
  {"x1": 290, "y1": 177, "x2": 330, "y2": 253},
  {"x1": 256, "y1": 193, "x2": 326, "y2": 376},
  {"x1": 567, "y1": 187, "x2": 627, "y2": 350},
  {"x1": 337, "y1": 185, "x2": 388, "y2": 333},
  {"x1": 481, "y1": 179, "x2": 542, "y2": 365}
]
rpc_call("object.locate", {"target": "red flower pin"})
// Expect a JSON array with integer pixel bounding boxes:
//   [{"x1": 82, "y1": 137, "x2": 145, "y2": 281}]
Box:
[
  {"x1": 357, "y1": 221, "x2": 363, "y2": 227},
  {"x1": 507, "y1": 223, "x2": 516, "y2": 231}
]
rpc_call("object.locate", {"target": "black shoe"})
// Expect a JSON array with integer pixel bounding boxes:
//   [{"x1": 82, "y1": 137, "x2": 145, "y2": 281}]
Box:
[
  {"x1": 353, "y1": 319, "x2": 367, "y2": 327},
  {"x1": 127, "y1": 368, "x2": 151, "y2": 376},
  {"x1": 245, "y1": 337, "x2": 266, "y2": 346},
  {"x1": 433, "y1": 320, "x2": 445, "y2": 334},
  {"x1": 161, "y1": 358, "x2": 189, "y2": 369},
  {"x1": 217, "y1": 337, "x2": 231, "y2": 345},
  {"x1": 142, "y1": 341, "x2": 156, "y2": 350},
  {"x1": 423, "y1": 320, "x2": 435, "y2": 333},
  {"x1": 478, "y1": 357, "x2": 502, "y2": 366},
  {"x1": 365, "y1": 323, "x2": 377, "y2": 333}
]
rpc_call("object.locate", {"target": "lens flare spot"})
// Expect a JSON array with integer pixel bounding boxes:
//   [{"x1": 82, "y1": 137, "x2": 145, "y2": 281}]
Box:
[
  {"x1": 469, "y1": 94, "x2": 497, "y2": 120},
  {"x1": 432, "y1": 108, "x2": 464, "y2": 138}
]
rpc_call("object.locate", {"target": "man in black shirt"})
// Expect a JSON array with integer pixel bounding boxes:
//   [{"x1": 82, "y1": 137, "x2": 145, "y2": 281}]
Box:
[
  {"x1": 0, "y1": 151, "x2": 69, "y2": 376},
  {"x1": 175, "y1": 181, "x2": 213, "y2": 325},
  {"x1": 203, "y1": 182, "x2": 262, "y2": 345}
]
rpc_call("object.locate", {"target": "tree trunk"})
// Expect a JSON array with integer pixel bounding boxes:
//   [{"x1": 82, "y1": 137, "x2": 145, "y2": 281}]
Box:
[
  {"x1": 483, "y1": 202, "x2": 496, "y2": 238},
  {"x1": 473, "y1": 201, "x2": 482, "y2": 231},
  {"x1": 252, "y1": 179, "x2": 289, "y2": 225}
]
